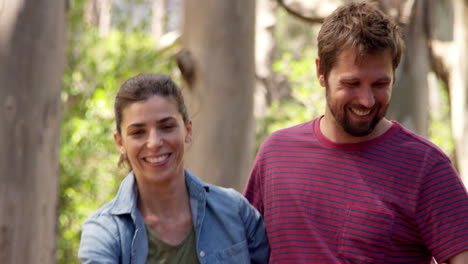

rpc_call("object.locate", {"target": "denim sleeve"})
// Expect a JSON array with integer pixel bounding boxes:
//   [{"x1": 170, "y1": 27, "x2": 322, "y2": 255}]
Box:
[
  {"x1": 78, "y1": 216, "x2": 121, "y2": 264},
  {"x1": 238, "y1": 194, "x2": 270, "y2": 264}
]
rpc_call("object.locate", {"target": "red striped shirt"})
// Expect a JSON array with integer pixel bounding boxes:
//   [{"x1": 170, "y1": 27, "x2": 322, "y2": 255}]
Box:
[{"x1": 244, "y1": 118, "x2": 468, "y2": 263}]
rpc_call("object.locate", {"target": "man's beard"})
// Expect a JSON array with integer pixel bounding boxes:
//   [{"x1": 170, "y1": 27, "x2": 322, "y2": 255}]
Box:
[{"x1": 326, "y1": 92, "x2": 388, "y2": 137}]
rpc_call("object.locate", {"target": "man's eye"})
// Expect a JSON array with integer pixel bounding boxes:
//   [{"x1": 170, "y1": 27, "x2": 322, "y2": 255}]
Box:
[
  {"x1": 374, "y1": 82, "x2": 389, "y2": 88},
  {"x1": 344, "y1": 82, "x2": 359, "y2": 87},
  {"x1": 162, "y1": 125, "x2": 175, "y2": 130}
]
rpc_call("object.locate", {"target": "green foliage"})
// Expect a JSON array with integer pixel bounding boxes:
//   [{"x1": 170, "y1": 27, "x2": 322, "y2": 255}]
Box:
[
  {"x1": 256, "y1": 8, "x2": 324, "y2": 149},
  {"x1": 429, "y1": 80, "x2": 454, "y2": 159},
  {"x1": 256, "y1": 48, "x2": 325, "y2": 149},
  {"x1": 58, "y1": 1, "x2": 176, "y2": 263}
]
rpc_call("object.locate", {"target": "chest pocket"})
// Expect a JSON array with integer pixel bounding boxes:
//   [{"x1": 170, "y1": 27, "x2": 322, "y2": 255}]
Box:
[
  {"x1": 338, "y1": 205, "x2": 394, "y2": 264},
  {"x1": 215, "y1": 240, "x2": 250, "y2": 264}
]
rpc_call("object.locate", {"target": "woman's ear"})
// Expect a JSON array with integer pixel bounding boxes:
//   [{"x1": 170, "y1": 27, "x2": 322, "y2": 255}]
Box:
[
  {"x1": 114, "y1": 132, "x2": 125, "y2": 154},
  {"x1": 185, "y1": 120, "x2": 193, "y2": 143}
]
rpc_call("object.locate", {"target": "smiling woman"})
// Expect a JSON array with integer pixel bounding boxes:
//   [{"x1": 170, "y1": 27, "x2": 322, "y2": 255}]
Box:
[
  {"x1": 113, "y1": 75, "x2": 191, "y2": 191},
  {"x1": 77, "y1": 74, "x2": 269, "y2": 264},
  {"x1": 115, "y1": 95, "x2": 191, "y2": 191}
]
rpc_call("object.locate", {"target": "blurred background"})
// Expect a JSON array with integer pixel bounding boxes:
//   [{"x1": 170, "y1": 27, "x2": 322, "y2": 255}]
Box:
[{"x1": 1, "y1": 0, "x2": 467, "y2": 263}]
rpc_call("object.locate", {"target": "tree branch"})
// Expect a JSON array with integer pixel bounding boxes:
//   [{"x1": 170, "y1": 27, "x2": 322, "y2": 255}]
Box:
[{"x1": 276, "y1": 0, "x2": 325, "y2": 24}]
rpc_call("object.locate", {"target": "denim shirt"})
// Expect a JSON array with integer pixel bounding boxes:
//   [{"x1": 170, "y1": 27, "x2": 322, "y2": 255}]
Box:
[{"x1": 78, "y1": 170, "x2": 269, "y2": 264}]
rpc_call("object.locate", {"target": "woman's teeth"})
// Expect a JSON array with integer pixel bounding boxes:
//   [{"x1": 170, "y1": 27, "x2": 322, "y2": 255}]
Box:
[{"x1": 146, "y1": 155, "x2": 169, "y2": 163}]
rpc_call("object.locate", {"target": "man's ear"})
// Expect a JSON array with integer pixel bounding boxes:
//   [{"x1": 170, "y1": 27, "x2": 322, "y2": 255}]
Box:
[
  {"x1": 316, "y1": 58, "x2": 326, "y2": 87},
  {"x1": 114, "y1": 132, "x2": 125, "y2": 154}
]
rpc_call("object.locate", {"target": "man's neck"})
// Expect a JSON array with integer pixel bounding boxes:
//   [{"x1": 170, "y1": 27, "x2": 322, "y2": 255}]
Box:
[{"x1": 320, "y1": 114, "x2": 392, "y2": 144}]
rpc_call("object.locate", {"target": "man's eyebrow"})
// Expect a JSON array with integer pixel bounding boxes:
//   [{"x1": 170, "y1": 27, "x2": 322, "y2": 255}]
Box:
[
  {"x1": 340, "y1": 76, "x2": 392, "y2": 82},
  {"x1": 376, "y1": 77, "x2": 392, "y2": 82},
  {"x1": 339, "y1": 77, "x2": 360, "y2": 82}
]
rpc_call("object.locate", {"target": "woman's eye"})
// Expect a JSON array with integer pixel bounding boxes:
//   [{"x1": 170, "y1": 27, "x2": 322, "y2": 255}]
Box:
[{"x1": 131, "y1": 130, "x2": 144, "y2": 135}]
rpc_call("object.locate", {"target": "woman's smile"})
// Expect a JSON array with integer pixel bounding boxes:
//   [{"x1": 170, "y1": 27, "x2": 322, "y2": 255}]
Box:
[{"x1": 143, "y1": 153, "x2": 171, "y2": 166}]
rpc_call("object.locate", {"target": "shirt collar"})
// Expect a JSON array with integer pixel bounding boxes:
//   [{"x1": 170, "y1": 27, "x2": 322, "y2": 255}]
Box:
[
  {"x1": 108, "y1": 170, "x2": 210, "y2": 215},
  {"x1": 109, "y1": 171, "x2": 139, "y2": 215}
]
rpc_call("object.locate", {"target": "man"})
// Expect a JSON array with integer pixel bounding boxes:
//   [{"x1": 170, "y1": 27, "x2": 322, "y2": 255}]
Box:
[{"x1": 244, "y1": 2, "x2": 468, "y2": 263}]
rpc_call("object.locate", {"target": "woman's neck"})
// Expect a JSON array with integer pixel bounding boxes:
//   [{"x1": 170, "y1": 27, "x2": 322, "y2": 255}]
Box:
[
  {"x1": 137, "y1": 175, "x2": 190, "y2": 219},
  {"x1": 137, "y1": 175, "x2": 193, "y2": 245}
]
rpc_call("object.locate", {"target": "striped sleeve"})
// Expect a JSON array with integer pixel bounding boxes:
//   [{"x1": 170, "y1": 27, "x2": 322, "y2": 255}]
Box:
[
  {"x1": 244, "y1": 146, "x2": 265, "y2": 215},
  {"x1": 416, "y1": 156, "x2": 468, "y2": 263}
]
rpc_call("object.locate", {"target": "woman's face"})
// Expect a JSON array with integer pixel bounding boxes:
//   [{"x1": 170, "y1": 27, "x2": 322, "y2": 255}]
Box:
[{"x1": 114, "y1": 95, "x2": 192, "y2": 186}]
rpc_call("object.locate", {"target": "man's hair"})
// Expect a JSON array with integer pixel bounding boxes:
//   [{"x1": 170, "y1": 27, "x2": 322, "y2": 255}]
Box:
[{"x1": 317, "y1": 2, "x2": 404, "y2": 80}]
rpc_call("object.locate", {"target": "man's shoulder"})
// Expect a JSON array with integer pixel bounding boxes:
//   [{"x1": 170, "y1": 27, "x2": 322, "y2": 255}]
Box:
[
  {"x1": 390, "y1": 121, "x2": 449, "y2": 157},
  {"x1": 275, "y1": 119, "x2": 316, "y2": 134},
  {"x1": 262, "y1": 119, "x2": 317, "y2": 144}
]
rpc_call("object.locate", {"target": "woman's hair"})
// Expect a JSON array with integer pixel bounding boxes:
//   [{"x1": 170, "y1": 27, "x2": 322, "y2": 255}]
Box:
[
  {"x1": 114, "y1": 73, "x2": 188, "y2": 168},
  {"x1": 317, "y1": 2, "x2": 404, "y2": 81}
]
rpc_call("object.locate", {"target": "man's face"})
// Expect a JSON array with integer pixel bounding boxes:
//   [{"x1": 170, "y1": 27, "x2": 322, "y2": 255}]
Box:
[{"x1": 318, "y1": 49, "x2": 393, "y2": 141}]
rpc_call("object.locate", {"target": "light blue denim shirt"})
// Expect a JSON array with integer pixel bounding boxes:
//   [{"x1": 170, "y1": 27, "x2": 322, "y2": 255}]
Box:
[{"x1": 78, "y1": 170, "x2": 269, "y2": 264}]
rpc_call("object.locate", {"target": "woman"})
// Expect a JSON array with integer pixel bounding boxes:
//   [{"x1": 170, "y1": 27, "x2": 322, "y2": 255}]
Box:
[{"x1": 78, "y1": 74, "x2": 269, "y2": 263}]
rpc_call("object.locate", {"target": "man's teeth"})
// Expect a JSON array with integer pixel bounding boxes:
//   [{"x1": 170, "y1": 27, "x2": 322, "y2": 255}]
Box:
[
  {"x1": 146, "y1": 155, "x2": 169, "y2": 163},
  {"x1": 351, "y1": 108, "x2": 371, "y2": 116}
]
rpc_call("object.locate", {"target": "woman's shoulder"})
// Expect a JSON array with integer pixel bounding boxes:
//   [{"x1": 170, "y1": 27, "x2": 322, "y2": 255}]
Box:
[
  {"x1": 207, "y1": 184, "x2": 244, "y2": 200},
  {"x1": 84, "y1": 172, "x2": 138, "y2": 223},
  {"x1": 78, "y1": 199, "x2": 127, "y2": 263},
  {"x1": 186, "y1": 171, "x2": 243, "y2": 201},
  {"x1": 208, "y1": 185, "x2": 246, "y2": 209},
  {"x1": 203, "y1": 182, "x2": 258, "y2": 218},
  {"x1": 82, "y1": 198, "x2": 123, "y2": 231},
  {"x1": 79, "y1": 197, "x2": 135, "y2": 251},
  {"x1": 185, "y1": 171, "x2": 246, "y2": 205},
  {"x1": 86, "y1": 199, "x2": 117, "y2": 219}
]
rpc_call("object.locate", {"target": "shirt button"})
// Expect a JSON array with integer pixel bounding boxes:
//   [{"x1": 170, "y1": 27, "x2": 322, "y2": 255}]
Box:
[{"x1": 199, "y1": 251, "x2": 205, "y2": 257}]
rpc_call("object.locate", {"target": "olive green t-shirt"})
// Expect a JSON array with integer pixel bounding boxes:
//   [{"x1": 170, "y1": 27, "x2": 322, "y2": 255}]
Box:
[{"x1": 145, "y1": 225, "x2": 200, "y2": 264}]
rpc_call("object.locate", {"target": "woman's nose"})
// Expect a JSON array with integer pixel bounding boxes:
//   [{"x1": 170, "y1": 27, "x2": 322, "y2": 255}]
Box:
[{"x1": 147, "y1": 129, "x2": 162, "y2": 149}]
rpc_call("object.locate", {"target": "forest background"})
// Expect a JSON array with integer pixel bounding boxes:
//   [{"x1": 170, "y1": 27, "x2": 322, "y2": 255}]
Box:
[{"x1": 1, "y1": 0, "x2": 467, "y2": 263}]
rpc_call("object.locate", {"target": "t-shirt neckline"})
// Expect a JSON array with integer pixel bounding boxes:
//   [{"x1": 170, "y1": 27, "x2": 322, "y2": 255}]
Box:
[{"x1": 313, "y1": 116, "x2": 397, "y2": 151}]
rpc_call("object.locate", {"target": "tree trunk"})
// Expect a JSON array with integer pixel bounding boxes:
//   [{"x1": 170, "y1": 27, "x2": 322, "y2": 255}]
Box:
[
  {"x1": 151, "y1": 0, "x2": 166, "y2": 40},
  {"x1": 255, "y1": 0, "x2": 277, "y2": 118},
  {"x1": 85, "y1": 0, "x2": 112, "y2": 36},
  {"x1": 0, "y1": 0, "x2": 67, "y2": 263},
  {"x1": 180, "y1": 0, "x2": 256, "y2": 190},
  {"x1": 388, "y1": 0, "x2": 431, "y2": 136},
  {"x1": 421, "y1": 0, "x2": 468, "y2": 185},
  {"x1": 166, "y1": 0, "x2": 183, "y2": 32},
  {"x1": 449, "y1": 0, "x2": 468, "y2": 184},
  {"x1": 98, "y1": 0, "x2": 112, "y2": 36},
  {"x1": 85, "y1": 0, "x2": 100, "y2": 25}
]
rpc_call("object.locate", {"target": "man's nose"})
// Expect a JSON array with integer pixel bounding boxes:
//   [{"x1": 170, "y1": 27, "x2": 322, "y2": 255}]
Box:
[{"x1": 357, "y1": 86, "x2": 375, "y2": 108}]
